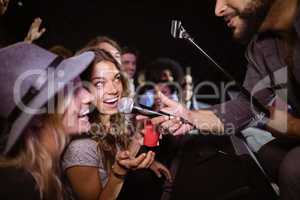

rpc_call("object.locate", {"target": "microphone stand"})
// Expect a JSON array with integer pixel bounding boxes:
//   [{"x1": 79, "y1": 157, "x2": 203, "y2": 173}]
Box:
[
  {"x1": 171, "y1": 20, "x2": 270, "y2": 119},
  {"x1": 169, "y1": 21, "x2": 280, "y2": 198}
]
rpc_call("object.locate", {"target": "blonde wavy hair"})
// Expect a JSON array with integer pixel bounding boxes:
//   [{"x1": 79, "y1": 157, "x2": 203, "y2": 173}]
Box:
[{"x1": 0, "y1": 89, "x2": 75, "y2": 200}]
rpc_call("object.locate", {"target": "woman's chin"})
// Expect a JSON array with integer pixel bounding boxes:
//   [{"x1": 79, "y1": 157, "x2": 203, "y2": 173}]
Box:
[
  {"x1": 71, "y1": 122, "x2": 91, "y2": 135},
  {"x1": 100, "y1": 109, "x2": 118, "y2": 115},
  {"x1": 80, "y1": 122, "x2": 91, "y2": 133}
]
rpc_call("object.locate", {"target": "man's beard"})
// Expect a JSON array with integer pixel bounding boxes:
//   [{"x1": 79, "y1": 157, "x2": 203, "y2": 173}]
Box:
[{"x1": 233, "y1": 0, "x2": 275, "y2": 43}]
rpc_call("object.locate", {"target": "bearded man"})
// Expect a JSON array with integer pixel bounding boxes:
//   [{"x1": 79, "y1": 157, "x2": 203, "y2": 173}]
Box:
[{"x1": 151, "y1": 1, "x2": 300, "y2": 199}]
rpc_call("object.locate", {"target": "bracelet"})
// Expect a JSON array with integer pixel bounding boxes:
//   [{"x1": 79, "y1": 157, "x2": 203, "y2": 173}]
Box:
[{"x1": 111, "y1": 164, "x2": 127, "y2": 180}]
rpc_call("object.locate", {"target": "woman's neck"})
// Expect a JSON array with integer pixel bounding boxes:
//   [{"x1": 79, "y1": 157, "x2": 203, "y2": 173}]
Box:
[{"x1": 99, "y1": 115, "x2": 111, "y2": 129}]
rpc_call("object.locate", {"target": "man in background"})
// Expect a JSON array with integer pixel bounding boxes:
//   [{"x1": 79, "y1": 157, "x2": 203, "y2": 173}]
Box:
[{"x1": 121, "y1": 46, "x2": 139, "y2": 96}]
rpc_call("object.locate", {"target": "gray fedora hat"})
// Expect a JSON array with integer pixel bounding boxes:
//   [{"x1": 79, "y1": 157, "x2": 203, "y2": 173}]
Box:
[{"x1": 0, "y1": 42, "x2": 95, "y2": 154}]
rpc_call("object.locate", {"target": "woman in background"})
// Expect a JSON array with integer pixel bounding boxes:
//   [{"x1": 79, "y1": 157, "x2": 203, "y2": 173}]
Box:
[{"x1": 85, "y1": 35, "x2": 122, "y2": 64}]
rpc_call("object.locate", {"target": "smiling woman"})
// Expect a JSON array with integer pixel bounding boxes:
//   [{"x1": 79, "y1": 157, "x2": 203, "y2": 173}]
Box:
[
  {"x1": 90, "y1": 60, "x2": 124, "y2": 115},
  {"x1": 62, "y1": 48, "x2": 158, "y2": 200},
  {"x1": 0, "y1": 42, "x2": 94, "y2": 200}
]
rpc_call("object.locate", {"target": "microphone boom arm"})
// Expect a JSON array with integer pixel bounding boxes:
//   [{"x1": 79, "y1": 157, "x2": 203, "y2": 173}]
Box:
[{"x1": 171, "y1": 20, "x2": 270, "y2": 118}]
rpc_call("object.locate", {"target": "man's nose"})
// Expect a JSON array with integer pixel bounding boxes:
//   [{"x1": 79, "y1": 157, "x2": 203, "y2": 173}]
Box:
[{"x1": 215, "y1": 0, "x2": 227, "y2": 17}]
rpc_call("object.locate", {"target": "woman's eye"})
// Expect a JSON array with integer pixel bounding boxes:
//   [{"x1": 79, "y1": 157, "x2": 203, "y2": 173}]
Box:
[
  {"x1": 95, "y1": 81, "x2": 105, "y2": 88},
  {"x1": 115, "y1": 74, "x2": 121, "y2": 81},
  {"x1": 115, "y1": 53, "x2": 121, "y2": 59}
]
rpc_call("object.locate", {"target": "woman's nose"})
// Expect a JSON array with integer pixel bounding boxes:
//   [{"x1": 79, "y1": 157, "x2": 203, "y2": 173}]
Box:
[{"x1": 80, "y1": 87, "x2": 95, "y2": 104}]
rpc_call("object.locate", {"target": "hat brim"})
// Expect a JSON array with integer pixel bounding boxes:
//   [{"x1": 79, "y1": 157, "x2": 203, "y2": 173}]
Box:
[{"x1": 4, "y1": 51, "x2": 95, "y2": 154}]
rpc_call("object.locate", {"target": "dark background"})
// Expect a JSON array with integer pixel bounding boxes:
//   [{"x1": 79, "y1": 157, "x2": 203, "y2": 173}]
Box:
[{"x1": 0, "y1": 0, "x2": 247, "y2": 104}]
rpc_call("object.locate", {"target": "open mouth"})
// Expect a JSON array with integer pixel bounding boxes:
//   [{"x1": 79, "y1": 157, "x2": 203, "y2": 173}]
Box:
[
  {"x1": 224, "y1": 15, "x2": 235, "y2": 27},
  {"x1": 103, "y1": 97, "x2": 119, "y2": 107},
  {"x1": 78, "y1": 109, "x2": 90, "y2": 120}
]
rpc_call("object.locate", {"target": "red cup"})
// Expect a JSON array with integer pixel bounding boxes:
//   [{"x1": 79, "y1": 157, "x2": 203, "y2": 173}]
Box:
[{"x1": 143, "y1": 120, "x2": 160, "y2": 147}]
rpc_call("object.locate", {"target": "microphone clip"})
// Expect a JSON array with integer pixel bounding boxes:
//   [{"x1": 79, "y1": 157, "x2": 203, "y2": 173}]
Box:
[{"x1": 171, "y1": 20, "x2": 191, "y2": 40}]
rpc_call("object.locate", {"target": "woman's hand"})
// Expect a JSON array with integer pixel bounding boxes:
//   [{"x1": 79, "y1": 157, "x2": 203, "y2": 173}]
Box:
[
  {"x1": 150, "y1": 160, "x2": 172, "y2": 183},
  {"x1": 113, "y1": 150, "x2": 155, "y2": 176}
]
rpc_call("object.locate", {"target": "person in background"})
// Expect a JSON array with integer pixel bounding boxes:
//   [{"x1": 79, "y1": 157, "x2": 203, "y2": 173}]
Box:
[
  {"x1": 182, "y1": 67, "x2": 196, "y2": 110},
  {"x1": 85, "y1": 35, "x2": 122, "y2": 64},
  {"x1": 49, "y1": 45, "x2": 73, "y2": 58},
  {"x1": 0, "y1": 42, "x2": 95, "y2": 200},
  {"x1": 121, "y1": 46, "x2": 139, "y2": 96},
  {"x1": 0, "y1": 0, "x2": 9, "y2": 15},
  {"x1": 24, "y1": 18, "x2": 46, "y2": 44},
  {"x1": 121, "y1": 46, "x2": 138, "y2": 80},
  {"x1": 145, "y1": 58, "x2": 184, "y2": 84},
  {"x1": 139, "y1": 58, "x2": 184, "y2": 107}
]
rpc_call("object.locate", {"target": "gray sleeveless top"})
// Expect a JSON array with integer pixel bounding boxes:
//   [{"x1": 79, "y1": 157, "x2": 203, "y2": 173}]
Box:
[{"x1": 62, "y1": 138, "x2": 109, "y2": 186}]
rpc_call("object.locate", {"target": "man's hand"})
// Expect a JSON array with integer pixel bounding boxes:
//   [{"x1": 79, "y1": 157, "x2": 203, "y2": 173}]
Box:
[
  {"x1": 149, "y1": 91, "x2": 224, "y2": 135},
  {"x1": 24, "y1": 17, "x2": 46, "y2": 43},
  {"x1": 149, "y1": 91, "x2": 194, "y2": 135},
  {"x1": 152, "y1": 115, "x2": 194, "y2": 136}
]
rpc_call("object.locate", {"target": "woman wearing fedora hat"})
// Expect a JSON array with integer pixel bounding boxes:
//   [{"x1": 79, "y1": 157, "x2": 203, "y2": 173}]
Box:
[
  {"x1": 62, "y1": 48, "x2": 171, "y2": 200},
  {"x1": 0, "y1": 42, "x2": 96, "y2": 200}
]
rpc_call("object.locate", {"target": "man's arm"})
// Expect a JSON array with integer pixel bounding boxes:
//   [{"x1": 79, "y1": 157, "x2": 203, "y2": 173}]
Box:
[{"x1": 151, "y1": 60, "x2": 274, "y2": 135}]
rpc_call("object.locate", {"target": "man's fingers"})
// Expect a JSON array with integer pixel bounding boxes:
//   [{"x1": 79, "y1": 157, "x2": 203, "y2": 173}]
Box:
[
  {"x1": 136, "y1": 115, "x2": 149, "y2": 121},
  {"x1": 168, "y1": 122, "x2": 182, "y2": 133},
  {"x1": 158, "y1": 119, "x2": 182, "y2": 135},
  {"x1": 157, "y1": 91, "x2": 178, "y2": 108},
  {"x1": 160, "y1": 118, "x2": 181, "y2": 130},
  {"x1": 151, "y1": 115, "x2": 169, "y2": 125},
  {"x1": 173, "y1": 124, "x2": 193, "y2": 136}
]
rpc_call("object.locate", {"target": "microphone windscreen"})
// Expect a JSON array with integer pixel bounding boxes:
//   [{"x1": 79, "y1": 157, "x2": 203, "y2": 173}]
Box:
[
  {"x1": 117, "y1": 97, "x2": 134, "y2": 114},
  {"x1": 171, "y1": 20, "x2": 181, "y2": 38}
]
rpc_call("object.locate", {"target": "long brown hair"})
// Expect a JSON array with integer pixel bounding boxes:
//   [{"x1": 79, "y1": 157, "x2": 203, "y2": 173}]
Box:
[{"x1": 79, "y1": 48, "x2": 132, "y2": 171}]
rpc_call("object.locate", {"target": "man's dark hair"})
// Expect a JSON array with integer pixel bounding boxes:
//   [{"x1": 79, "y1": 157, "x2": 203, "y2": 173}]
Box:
[
  {"x1": 145, "y1": 57, "x2": 184, "y2": 84},
  {"x1": 121, "y1": 46, "x2": 139, "y2": 59}
]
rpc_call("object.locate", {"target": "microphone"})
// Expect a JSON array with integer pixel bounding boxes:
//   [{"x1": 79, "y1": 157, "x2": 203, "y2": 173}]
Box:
[{"x1": 118, "y1": 97, "x2": 171, "y2": 117}]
